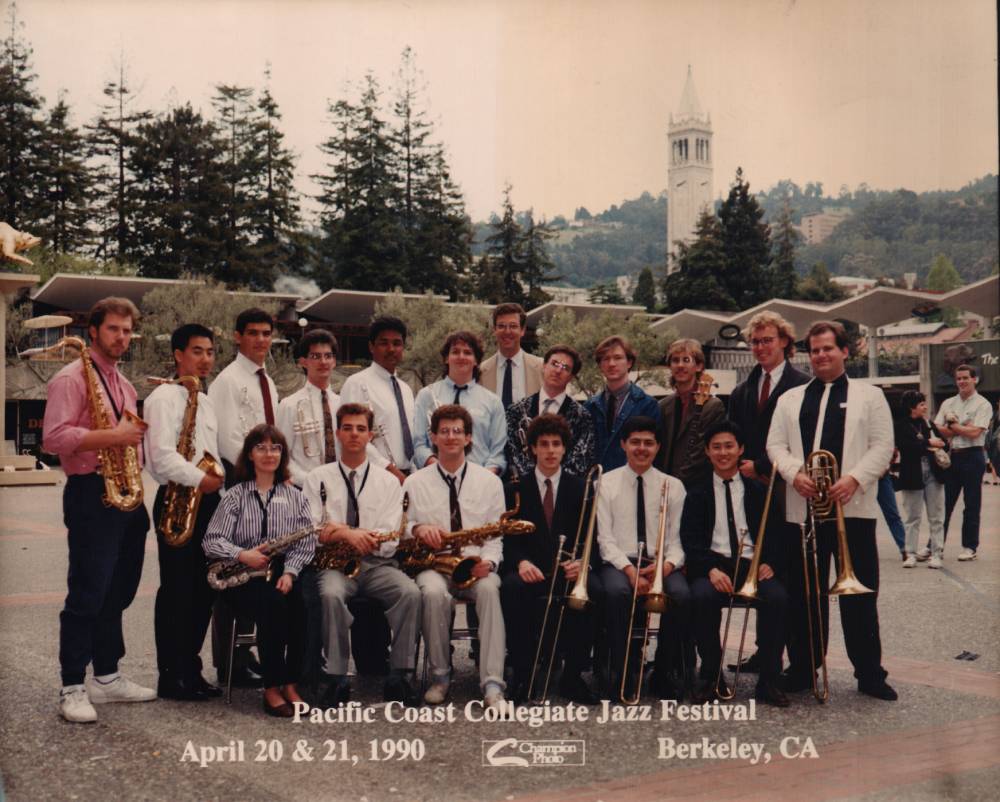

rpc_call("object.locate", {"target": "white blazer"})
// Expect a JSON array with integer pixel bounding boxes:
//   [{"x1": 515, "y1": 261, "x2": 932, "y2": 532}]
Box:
[{"x1": 766, "y1": 377, "x2": 893, "y2": 523}]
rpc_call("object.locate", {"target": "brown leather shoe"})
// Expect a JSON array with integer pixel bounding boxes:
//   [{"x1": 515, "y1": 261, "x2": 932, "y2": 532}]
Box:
[{"x1": 262, "y1": 697, "x2": 295, "y2": 718}]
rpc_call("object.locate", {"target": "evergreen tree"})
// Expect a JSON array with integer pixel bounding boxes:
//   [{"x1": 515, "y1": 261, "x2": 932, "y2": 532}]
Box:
[
  {"x1": 479, "y1": 183, "x2": 524, "y2": 304},
  {"x1": 632, "y1": 265, "x2": 657, "y2": 311},
  {"x1": 770, "y1": 198, "x2": 800, "y2": 299},
  {"x1": 718, "y1": 167, "x2": 772, "y2": 308},
  {"x1": 519, "y1": 209, "x2": 558, "y2": 309},
  {"x1": 587, "y1": 281, "x2": 627, "y2": 305},
  {"x1": 0, "y1": 3, "x2": 44, "y2": 226},
  {"x1": 86, "y1": 59, "x2": 151, "y2": 260},
  {"x1": 34, "y1": 97, "x2": 93, "y2": 252},
  {"x1": 925, "y1": 253, "x2": 964, "y2": 326},
  {"x1": 663, "y1": 210, "x2": 737, "y2": 312},
  {"x1": 796, "y1": 262, "x2": 847, "y2": 302},
  {"x1": 128, "y1": 104, "x2": 228, "y2": 279}
]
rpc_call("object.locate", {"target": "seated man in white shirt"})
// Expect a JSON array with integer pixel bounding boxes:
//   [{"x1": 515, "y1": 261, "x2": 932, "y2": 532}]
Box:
[
  {"x1": 403, "y1": 405, "x2": 507, "y2": 709},
  {"x1": 596, "y1": 416, "x2": 690, "y2": 701},
  {"x1": 302, "y1": 403, "x2": 420, "y2": 708}
]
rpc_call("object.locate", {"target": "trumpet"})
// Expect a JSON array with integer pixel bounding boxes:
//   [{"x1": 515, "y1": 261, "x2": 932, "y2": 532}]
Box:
[
  {"x1": 715, "y1": 465, "x2": 778, "y2": 700},
  {"x1": 527, "y1": 464, "x2": 602, "y2": 702},
  {"x1": 621, "y1": 478, "x2": 670, "y2": 705},
  {"x1": 799, "y1": 449, "x2": 875, "y2": 703},
  {"x1": 293, "y1": 397, "x2": 323, "y2": 459}
]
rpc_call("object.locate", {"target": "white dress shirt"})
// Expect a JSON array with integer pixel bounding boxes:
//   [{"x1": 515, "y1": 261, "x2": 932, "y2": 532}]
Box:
[
  {"x1": 276, "y1": 381, "x2": 389, "y2": 487},
  {"x1": 934, "y1": 391, "x2": 993, "y2": 449},
  {"x1": 494, "y1": 349, "x2": 527, "y2": 404},
  {"x1": 144, "y1": 381, "x2": 223, "y2": 488},
  {"x1": 340, "y1": 363, "x2": 416, "y2": 471},
  {"x1": 403, "y1": 460, "x2": 505, "y2": 568},
  {"x1": 535, "y1": 466, "x2": 561, "y2": 501},
  {"x1": 302, "y1": 460, "x2": 404, "y2": 559},
  {"x1": 207, "y1": 352, "x2": 278, "y2": 465},
  {"x1": 596, "y1": 465, "x2": 686, "y2": 571},
  {"x1": 711, "y1": 473, "x2": 754, "y2": 559},
  {"x1": 538, "y1": 390, "x2": 567, "y2": 416}
]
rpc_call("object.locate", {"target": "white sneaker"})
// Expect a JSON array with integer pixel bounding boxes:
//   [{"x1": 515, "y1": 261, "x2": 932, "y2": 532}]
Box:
[
  {"x1": 60, "y1": 688, "x2": 97, "y2": 723},
  {"x1": 915, "y1": 548, "x2": 931, "y2": 562},
  {"x1": 87, "y1": 675, "x2": 157, "y2": 704},
  {"x1": 928, "y1": 555, "x2": 943, "y2": 569},
  {"x1": 424, "y1": 681, "x2": 450, "y2": 705},
  {"x1": 484, "y1": 688, "x2": 505, "y2": 711},
  {"x1": 957, "y1": 548, "x2": 977, "y2": 562},
  {"x1": 902, "y1": 555, "x2": 917, "y2": 568}
]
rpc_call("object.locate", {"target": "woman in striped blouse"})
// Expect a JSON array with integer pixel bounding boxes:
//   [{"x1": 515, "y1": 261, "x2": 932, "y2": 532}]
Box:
[{"x1": 204, "y1": 424, "x2": 316, "y2": 717}]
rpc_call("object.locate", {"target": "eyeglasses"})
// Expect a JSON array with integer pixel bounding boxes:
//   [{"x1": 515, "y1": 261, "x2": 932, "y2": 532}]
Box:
[
  {"x1": 750, "y1": 336, "x2": 777, "y2": 347},
  {"x1": 306, "y1": 353, "x2": 336, "y2": 361},
  {"x1": 435, "y1": 427, "x2": 467, "y2": 437},
  {"x1": 548, "y1": 359, "x2": 572, "y2": 373},
  {"x1": 252, "y1": 443, "x2": 283, "y2": 454}
]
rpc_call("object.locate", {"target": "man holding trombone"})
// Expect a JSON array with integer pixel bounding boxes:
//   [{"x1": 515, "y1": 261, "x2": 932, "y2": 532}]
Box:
[
  {"x1": 682, "y1": 421, "x2": 789, "y2": 706},
  {"x1": 767, "y1": 321, "x2": 897, "y2": 702}
]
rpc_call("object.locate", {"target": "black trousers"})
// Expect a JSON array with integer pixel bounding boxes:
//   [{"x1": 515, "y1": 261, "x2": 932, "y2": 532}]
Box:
[
  {"x1": 501, "y1": 571, "x2": 601, "y2": 681},
  {"x1": 690, "y1": 557, "x2": 788, "y2": 682},
  {"x1": 221, "y1": 573, "x2": 307, "y2": 688},
  {"x1": 153, "y1": 485, "x2": 220, "y2": 682},
  {"x1": 786, "y1": 517, "x2": 886, "y2": 686},
  {"x1": 60, "y1": 474, "x2": 150, "y2": 686}
]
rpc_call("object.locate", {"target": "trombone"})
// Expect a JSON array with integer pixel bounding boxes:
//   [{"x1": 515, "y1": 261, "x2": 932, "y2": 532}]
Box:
[
  {"x1": 714, "y1": 465, "x2": 778, "y2": 700},
  {"x1": 527, "y1": 465, "x2": 602, "y2": 702},
  {"x1": 800, "y1": 449, "x2": 874, "y2": 703},
  {"x1": 621, "y1": 478, "x2": 670, "y2": 705}
]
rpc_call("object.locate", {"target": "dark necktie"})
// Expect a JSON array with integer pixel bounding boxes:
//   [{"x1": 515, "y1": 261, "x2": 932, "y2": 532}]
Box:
[
  {"x1": 543, "y1": 477, "x2": 554, "y2": 531},
  {"x1": 390, "y1": 375, "x2": 415, "y2": 462},
  {"x1": 607, "y1": 392, "x2": 616, "y2": 432},
  {"x1": 453, "y1": 384, "x2": 467, "y2": 405},
  {"x1": 502, "y1": 358, "x2": 513, "y2": 408},
  {"x1": 757, "y1": 372, "x2": 771, "y2": 413},
  {"x1": 542, "y1": 398, "x2": 556, "y2": 415},
  {"x1": 346, "y1": 470, "x2": 359, "y2": 528},
  {"x1": 320, "y1": 390, "x2": 336, "y2": 463},
  {"x1": 723, "y1": 478, "x2": 740, "y2": 559},
  {"x1": 257, "y1": 368, "x2": 275, "y2": 425},
  {"x1": 445, "y1": 474, "x2": 462, "y2": 531},
  {"x1": 636, "y1": 474, "x2": 646, "y2": 550}
]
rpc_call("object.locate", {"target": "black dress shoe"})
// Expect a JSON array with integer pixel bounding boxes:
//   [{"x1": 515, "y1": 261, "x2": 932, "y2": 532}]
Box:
[
  {"x1": 858, "y1": 680, "x2": 898, "y2": 701},
  {"x1": 262, "y1": 697, "x2": 295, "y2": 718},
  {"x1": 754, "y1": 680, "x2": 790, "y2": 708},
  {"x1": 508, "y1": 676, "x2": 530, "y2": 704},
  {"x1": 158, "y1": 677, "x2": 215, "y2": 702},
  {"x1": 650, "y1": 671, "x2": 683, "y2": 702},
  {"x1": 383, "y1": 676, "x2": 419, "y2": 707},
  {"x1": 558, "y1": 674, "x2": 599, "y2": 705},
  {"x1": 727, "y1": 650, "x2": 761, "y2": 674},
  {"x1": 780, "y1": 671, "x2": 815, "y2": 693},
  {"x1": 321, "y1": 679, "x2": 351, "y2": 708},
  {"x1": 192, "y1": 676, "x2": 223, "y2": 698}
]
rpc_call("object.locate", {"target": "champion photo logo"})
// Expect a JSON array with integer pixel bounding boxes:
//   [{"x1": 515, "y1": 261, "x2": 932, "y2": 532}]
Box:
[{"x1": 482, "y1": 739, "x2": 586, "y2": 767}]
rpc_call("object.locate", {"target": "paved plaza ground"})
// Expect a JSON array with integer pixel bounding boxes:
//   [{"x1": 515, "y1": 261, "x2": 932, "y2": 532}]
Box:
[{"x1": 1, "y1": 473, "x2": 998, "y2": 802}]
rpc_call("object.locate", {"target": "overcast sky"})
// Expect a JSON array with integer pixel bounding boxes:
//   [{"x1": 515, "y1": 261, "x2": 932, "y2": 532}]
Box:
[{"x1": 16, "y1": 0, "x2": 1000, "y2": 223}]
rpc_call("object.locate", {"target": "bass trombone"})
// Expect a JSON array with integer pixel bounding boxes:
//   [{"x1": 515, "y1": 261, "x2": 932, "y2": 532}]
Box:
[{"x1": 527, "y1": 464, "x2": 602, "y2": 702}]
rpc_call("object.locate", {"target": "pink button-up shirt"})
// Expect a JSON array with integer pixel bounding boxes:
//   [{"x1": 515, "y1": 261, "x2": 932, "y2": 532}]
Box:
[{"x1": 42, "y1": 347, "x2": 142, "y2": 476}]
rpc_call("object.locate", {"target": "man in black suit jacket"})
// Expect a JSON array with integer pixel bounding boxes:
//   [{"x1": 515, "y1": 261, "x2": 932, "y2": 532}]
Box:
[
  {"x1": 501, "y1": 414, "x2": 600, "y2": 704},
  {"x1": 681, "y1": 421, "x2": 790, "y2": 707}
]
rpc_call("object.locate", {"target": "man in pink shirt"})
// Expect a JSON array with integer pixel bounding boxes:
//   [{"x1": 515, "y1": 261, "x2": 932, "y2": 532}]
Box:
[{"x1": 42, "y1": 297, "x2": 157, "y2": 723}]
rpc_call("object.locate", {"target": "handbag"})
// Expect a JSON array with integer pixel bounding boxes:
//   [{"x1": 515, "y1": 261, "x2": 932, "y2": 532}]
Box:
[{"x1": 931, "y1": 448, "x2": 951, "y2": 470}]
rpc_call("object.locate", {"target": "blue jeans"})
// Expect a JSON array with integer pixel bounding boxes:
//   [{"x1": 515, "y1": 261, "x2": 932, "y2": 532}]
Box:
[
  {"x1": 877, "y1": 474, "x2": 906, "y2": 552},
  {"x1": 943, "y1": 449, "x2": 987, "y2": 552}
]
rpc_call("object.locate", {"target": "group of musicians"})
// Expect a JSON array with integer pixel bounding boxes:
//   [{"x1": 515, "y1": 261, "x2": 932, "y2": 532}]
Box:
[{"x1": 43, "y1": 298, "x2": 899, "y2": 724}]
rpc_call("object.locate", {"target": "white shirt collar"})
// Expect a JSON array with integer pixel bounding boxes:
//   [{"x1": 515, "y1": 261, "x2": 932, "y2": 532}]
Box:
[
  {"x1": 535, "y1": 466, "x2": 561, "y2": 486},
  {"x1": 371, "y1": 362, "x2": 395, "y2": 382},
  {"x1": 500, "y1": 349, "x2": 523, "y2": 367},
  {"x1": 539, "y1": 391, "x2": 566, "y2": 410},
  {"x1": 236, "y1": 351, "x2": 266, "y2": 376}
]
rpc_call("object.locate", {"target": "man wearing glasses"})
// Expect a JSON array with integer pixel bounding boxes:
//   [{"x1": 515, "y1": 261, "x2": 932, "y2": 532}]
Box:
[
  {"x1": 505, "y1": 345, "x2": 595, "y2": 478},
  {"x1": 479, "y1": 303, "x2": 543, "y2": 409}
]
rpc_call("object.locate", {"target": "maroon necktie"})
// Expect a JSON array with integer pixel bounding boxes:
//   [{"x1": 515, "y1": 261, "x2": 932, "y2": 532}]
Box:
[
  {"x1": 257, "y1": 369, "x2": 275, "y2": 425},
  {"x1": 757, "y1": 372, "x2": 771, "y2": 413},
  {"x1": 321, "y1": 390, "x2": 336, "y2": 463},
  {"x1": 543, "y1": 478, "x2": 554, "y2": 531}
]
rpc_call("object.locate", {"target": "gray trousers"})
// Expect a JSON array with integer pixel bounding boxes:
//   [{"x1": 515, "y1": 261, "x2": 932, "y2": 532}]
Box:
[
  {"x1": 415, "y1": 569, "x2": 506, "y2": 690},
  {"x1": 316, "y1": 558, "x2": 420, "y2": 675},
  {"x1": 900, "y1": 459, "x2": 945, "y2": 556}
]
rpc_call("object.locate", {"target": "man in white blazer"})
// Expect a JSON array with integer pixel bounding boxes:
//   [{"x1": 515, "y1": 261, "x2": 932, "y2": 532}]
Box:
[
  {"x1": 767, "y1": 320, "x2": 896, "y2": 701},
  {"x1": 478, "y1": 303, "x2": 543, "y2": 409}
]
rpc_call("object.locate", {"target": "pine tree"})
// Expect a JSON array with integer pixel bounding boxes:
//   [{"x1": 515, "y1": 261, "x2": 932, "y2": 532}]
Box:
[
  {"x1": 770, "y1": 198, "x2": 800, "y2": 299},
  {"x1": 663, "y1": 210, "x2": 736, "y2": 312},
  {"x1": 480, "y1": 183, "x2": 524, "y2": 304},
  {"x1": 519, "y1": 209, "x2": 558, "y2": 309},
  {"x1": 0, "y1": 3, "x2": 44, "y2": 226},
  {"x1": 632, "y1": 266, "x2": 657, "y2": 311},
  {"x1": 86, "y1": 59, "x2": 152, "y2": 260},
  {"x1": 796, "y1": 262, "x2": 847, "y2": 302},
  {"x1": 718, "y1": 167, "x2": 772, "y2": 308},
  {"x1": 34, "y1": 97, "x2": 93, "y2": 252}
]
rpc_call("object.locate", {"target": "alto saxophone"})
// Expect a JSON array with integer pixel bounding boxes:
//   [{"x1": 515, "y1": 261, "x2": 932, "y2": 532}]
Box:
[
  {"x1": 207, "y1": 523, "x2": 320, "y2": 591},
  {"x1": 312, "y1": 493, "x2": 410, "y2": 576},
  {"x1": 56, "y1": 336, "x2": 147, "y2": 512},
  {"x1": 149, "y1": 376, "x2": 225, "y2": 547}
]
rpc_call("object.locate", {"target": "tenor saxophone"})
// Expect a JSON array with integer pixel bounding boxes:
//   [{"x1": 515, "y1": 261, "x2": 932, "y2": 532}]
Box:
[
  {"x1": 56, "y1": 336, "x2": 147, "y2": 512},
  {"x1": 149, "y1": 376, "x2": 224, "y2": 547},
  {"x1": 312, "y1": 493, "x2": 410, "y2": 575}
]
